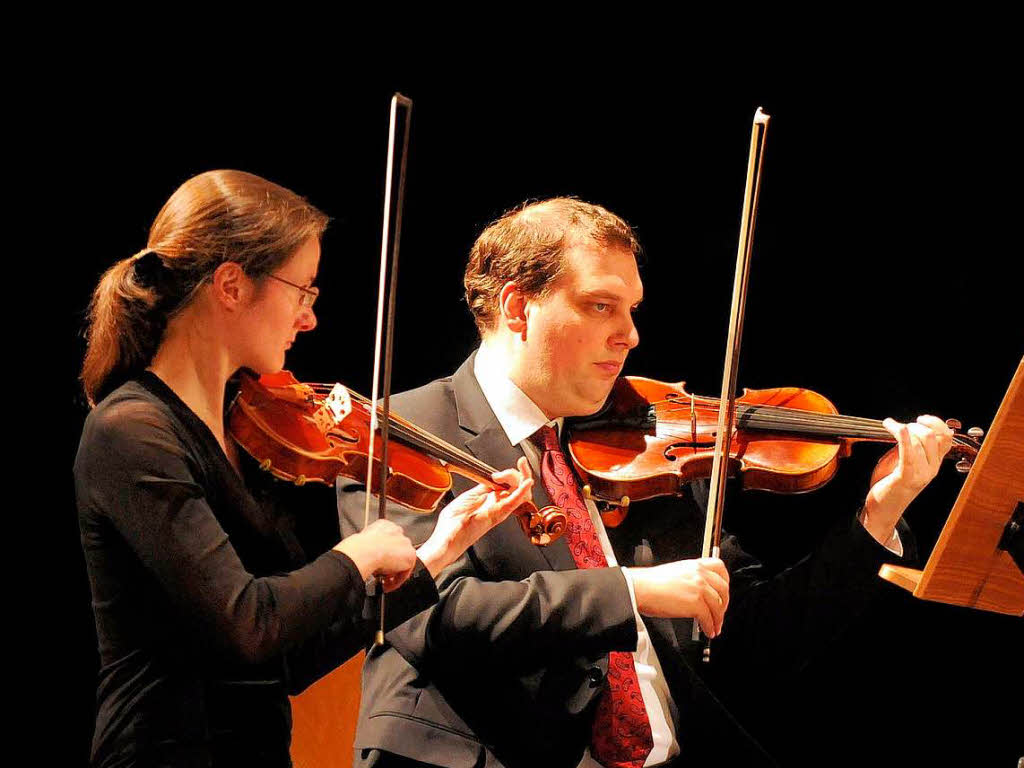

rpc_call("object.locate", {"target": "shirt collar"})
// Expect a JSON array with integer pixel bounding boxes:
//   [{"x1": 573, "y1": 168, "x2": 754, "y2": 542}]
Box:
[{"x1": 473, "y1": 340, "x2": 562, "y2": 446}]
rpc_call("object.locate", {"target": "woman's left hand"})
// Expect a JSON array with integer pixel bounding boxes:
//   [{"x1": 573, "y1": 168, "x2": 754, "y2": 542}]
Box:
[
  {"x1": 417, "y1": 457, "x2": 534, "y2": 578},
  {"x1": 862, "y1": 414, "x2": 953, "y2": 544}
]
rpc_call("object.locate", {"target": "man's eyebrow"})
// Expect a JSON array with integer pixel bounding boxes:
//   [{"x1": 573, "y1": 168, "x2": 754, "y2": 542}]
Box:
[
  {"x1": 579, "y1": 289, "x2": 644, "y2": 305},
  {"x1": 580, "y1": 290, "x2": 625, "y2": 300}
]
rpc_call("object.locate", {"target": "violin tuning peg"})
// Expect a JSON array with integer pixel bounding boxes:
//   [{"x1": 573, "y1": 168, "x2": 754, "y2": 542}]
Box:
[
  {"x1": 619, "y1": 495, "x2": 630, "y2": 510},
  {"x1": 259, "y1": 458, "x2": 272, "y2": 472},
  {"x1": 955, "y1": 459, "x2": 973, "y2": 474},
  {"x1": 582, "y1": 484, "x2": 593, "y2": 501},
  {"x1": 968, "y1": 427, "x2": 985, "y2": 440},
  {"x1": 295, "y1": 474, "x2": 307, "y2": 486},
  {"x1": 945, "y1": 418, "x2": 962, "y2": 431}
]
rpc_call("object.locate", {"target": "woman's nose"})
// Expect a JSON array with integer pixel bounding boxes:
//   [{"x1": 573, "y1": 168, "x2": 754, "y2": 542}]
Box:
[{"x1": 296, "y1": 306, "x2": 317, "y2": 332}]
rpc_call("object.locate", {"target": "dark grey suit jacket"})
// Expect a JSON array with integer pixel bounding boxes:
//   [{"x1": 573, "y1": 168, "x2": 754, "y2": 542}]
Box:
[{"x1": 337, "y1": 353, "x2": 911, "y2": 768}]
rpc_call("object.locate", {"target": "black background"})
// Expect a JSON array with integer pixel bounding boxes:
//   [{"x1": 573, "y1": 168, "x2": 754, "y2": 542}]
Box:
[{"x1": 56, "y1": 67, "x2": 1021, "y2": 767}]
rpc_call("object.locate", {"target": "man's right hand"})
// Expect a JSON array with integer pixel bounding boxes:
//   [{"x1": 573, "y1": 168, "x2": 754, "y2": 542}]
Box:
[{"x1": 630, "y1": 557, "x2": 730, "y2": 637}]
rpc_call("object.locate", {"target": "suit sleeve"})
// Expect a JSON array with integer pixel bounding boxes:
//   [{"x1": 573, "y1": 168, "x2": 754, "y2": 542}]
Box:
[
  {"x1": 713, "y1": 507, "x2": 917, "y2": 676},
  {"x1": 336, "y1": 477, "x2": 639, "y2": 676}
]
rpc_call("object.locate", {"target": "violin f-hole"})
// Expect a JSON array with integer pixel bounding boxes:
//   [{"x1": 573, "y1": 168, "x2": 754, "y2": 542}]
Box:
[
  {"x1": 664, "y1": 438, "x2": 715, "y2": 460},
  {"x1": 327, "y1": 428, "x2": 360, "y2": 445}
]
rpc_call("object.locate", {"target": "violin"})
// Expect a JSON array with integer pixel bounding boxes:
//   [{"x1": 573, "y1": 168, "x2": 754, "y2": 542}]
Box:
[
  {"x1": 227, "y1": 369, "x2": 567, "y2": 545},
  {"x1": 565, "y1": 375, "x2": 984, "y2": 527}
]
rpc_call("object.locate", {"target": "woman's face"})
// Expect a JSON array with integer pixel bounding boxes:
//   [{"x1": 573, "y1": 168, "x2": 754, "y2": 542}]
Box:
[{"x1": 240, "y1": 237, "x2": 320, "y2": 373}]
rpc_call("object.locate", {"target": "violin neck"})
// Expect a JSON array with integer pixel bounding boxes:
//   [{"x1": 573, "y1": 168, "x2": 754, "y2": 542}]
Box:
[
  {"x1": 736, "y1": 404, "x2": 977, "y2": 457},
  {"x1": 389, "y1": 421, "x2": 497, "y2": 484},
  {"x1": 343, "y1": 389, "x2": 500, "y2": 483},
  {"x1": 736, "y1": 404, "x2": 889, "y2": 440}
]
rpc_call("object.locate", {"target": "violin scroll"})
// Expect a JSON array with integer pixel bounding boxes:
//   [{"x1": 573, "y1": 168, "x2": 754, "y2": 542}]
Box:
[
  {"x1": 947, "y1": 422, "x2": 986, "y2": 473},
  {"x1": 516, "y1": 504, "x2": 568, "y2": 546}
]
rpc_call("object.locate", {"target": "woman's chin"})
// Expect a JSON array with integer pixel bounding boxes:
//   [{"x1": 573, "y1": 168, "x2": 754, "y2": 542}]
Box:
[{"x1": 248, "y1": 355, "x2": 287, "y2": 376}]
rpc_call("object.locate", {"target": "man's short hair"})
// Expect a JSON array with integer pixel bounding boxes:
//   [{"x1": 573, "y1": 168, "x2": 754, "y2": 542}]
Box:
[{"x1": 463, "y1": 197, "x2": 641, "y2": 335}]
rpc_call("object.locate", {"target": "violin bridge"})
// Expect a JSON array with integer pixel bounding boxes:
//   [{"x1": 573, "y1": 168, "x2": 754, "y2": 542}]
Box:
[
  {"x1": 312, "y1": 384, "x2": 354, "y2": 434},
  {"x1": 325, "y1": 383, "x2": 353, "y2": 422}
]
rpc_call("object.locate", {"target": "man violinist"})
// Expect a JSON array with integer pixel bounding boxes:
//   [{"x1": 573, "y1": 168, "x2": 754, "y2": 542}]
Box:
[{"x1": 337, "y1": 198, "x2": 953, "y2": 768}]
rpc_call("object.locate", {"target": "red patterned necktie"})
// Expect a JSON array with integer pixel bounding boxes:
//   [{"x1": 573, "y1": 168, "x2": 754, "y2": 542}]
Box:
[{"x1": 529, "y1": 425, "x2": 654, "y2": 768}]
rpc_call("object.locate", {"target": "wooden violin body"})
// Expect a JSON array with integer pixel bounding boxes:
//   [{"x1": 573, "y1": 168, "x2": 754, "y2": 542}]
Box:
[
  {"x1": 567, "y1": 376, "x2": 982, "y2": 515},
  {"x1": 229, "y1": 370, "x2": 448, "y2": 509},
  {"x1": 228, "y1": 370, "x2": 567, "y2": 545}
]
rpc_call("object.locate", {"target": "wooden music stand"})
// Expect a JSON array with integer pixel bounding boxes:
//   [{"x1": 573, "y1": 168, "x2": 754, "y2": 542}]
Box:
[{"x1": 879, "y1": 356, "x2": 1024, "y2": 616}]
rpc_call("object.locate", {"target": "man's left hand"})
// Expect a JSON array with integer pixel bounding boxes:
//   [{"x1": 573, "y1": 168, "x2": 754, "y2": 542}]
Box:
[{"x1": 862, "y1": 415, "x2": 953, "y2": 545}]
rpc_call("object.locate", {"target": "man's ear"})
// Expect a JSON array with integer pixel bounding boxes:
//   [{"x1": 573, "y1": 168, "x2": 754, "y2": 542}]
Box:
[
  {"x1": 498, "y1": 281, "x2": 528, "y2": 338},
  {"x1": 211, "y1": 261, "x2": 248, "y2": 310}
]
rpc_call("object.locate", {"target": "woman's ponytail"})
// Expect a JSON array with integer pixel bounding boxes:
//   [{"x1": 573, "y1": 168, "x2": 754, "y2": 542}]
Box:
[
  {"x1": 80, "y1": 252, "x2": 171, "y2": 406},
  {"x1": 80, "y1": 169, "x2": 329, "y2": 407}
]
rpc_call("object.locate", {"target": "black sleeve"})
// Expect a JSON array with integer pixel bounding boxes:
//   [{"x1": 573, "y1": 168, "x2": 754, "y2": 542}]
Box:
[
  {"x1": 76, "y1": 405, "x2": 371, "y2": 666},
  {"x1": 714, "y1": 509, "x2": 916, "y2": 676},
  {"x1": 283, "y1": 557, "x2": 440, "y2": 694}
]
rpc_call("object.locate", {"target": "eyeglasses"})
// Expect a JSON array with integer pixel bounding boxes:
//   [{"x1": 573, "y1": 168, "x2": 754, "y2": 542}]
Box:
[{"x1": 267, "y1": 273, "x2": 320, "y2": 309}]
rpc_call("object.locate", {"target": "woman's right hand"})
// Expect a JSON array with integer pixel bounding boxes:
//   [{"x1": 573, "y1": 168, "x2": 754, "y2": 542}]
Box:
[{"x1": 333, "y1": 519, "x2": 418, "y2": 592}]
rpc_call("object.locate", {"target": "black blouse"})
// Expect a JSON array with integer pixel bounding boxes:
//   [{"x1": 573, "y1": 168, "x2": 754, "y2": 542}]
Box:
[{"x1": 75, "y1": 371, "x2": 438, "y2": 767}]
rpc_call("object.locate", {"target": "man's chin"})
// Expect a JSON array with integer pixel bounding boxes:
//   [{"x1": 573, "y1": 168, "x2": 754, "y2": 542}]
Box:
[{"x1": 570, "y1": 390, "x2": 616, "y2": 418}]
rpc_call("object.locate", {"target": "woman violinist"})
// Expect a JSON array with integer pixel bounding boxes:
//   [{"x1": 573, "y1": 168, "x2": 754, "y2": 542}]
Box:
[{"x1": 74, "y1": 170, "x2": 533, "y2": 768}]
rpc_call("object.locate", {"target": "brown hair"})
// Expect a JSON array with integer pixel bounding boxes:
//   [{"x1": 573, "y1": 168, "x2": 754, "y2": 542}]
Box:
[
  {"x1": 81, "y1": 170, "x2": 329, "y2": 406},
  {"x1": 463, "y1": 197, "x2": 640, "y2": 335}
]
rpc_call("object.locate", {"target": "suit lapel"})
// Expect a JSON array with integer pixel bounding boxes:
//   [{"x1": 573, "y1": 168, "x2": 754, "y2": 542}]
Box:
[{"x1": 453, "y1": 353, "x2": 577, "y2": 572}]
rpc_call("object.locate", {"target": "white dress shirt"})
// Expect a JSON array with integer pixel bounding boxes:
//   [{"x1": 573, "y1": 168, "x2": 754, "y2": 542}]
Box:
[{"x1": 473, "y1": 341, "x2": 680, "y2": 766}]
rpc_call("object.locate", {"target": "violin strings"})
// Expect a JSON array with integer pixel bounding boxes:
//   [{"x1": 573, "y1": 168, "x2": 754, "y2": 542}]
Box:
[
  {"x1": 617, "y1": 426, "x2": 974, "y2": 454},
  {"x1": 651, "y1": 397, "x2": 878, "y2": 427},
  {"x1": 308, "y1": 383, "x2": 499, "y2": 481},
  {"x1": 640, "y1": 410, "x2": 973, "y2": 450},
  {"x1": 656, "y1": 406, "x2": 891, "y2": 438},
  {"x1": 650, "y1": 425, "x2": 882, "y2": 441},
  {"x1": 368, "y1": 416, "x2": 498, "y2": 482},
  {"x1": 656, "y1": 401, "x2": 886, "y2": 429},
  {"x1": 652, "y1": 397, "x2": 976, "y2": 443},
  {"x1": 308, "y1": 384, "x2": 449, "y2": 456},
  {"x1": 656, "y1": 403, "x2": 933, "y2": 435},
  {"x1": 666, "y1": 410, "x2": 887, "y2": 434},
  {"x1": 662, "y1": 405, "x2": 975, "y2": 447},
  {"x1": 652, "y1": 400, "x2": 973, "y2": 447},
  {"x1": 356, "y1": 401, "x2": 494, "y2": 475},
  {"x1": 300, "y1": 383, "x2": 975, "y2": 473}
]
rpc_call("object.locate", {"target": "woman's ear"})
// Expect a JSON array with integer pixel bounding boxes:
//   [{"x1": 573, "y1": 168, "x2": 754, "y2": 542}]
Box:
[{"x1": 211, "y1": 261, "x2": 249, "y2": 310}]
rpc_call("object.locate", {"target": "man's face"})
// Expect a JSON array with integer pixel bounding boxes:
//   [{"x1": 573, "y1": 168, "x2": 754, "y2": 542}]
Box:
[{"x1": 511, "y1": 242, "x2": 642, "y2": 419}]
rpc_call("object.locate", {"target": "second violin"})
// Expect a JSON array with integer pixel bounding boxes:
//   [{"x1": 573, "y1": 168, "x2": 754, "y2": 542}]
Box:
[{"x1": 228, "y1": 369, "x2": 567, "y2": 546}]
